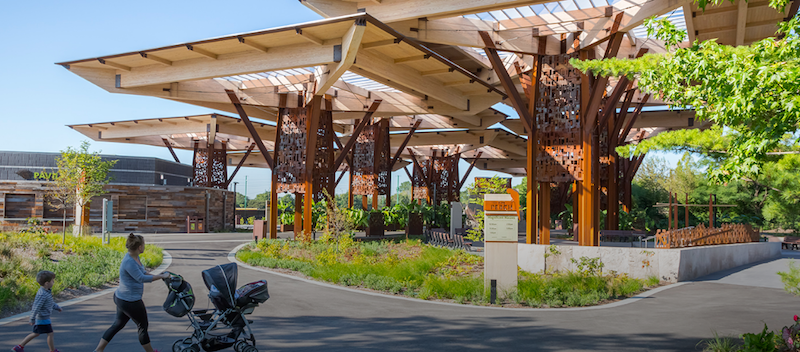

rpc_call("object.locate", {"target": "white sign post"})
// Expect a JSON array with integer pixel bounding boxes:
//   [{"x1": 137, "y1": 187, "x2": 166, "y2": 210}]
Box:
[
  {"x1": 450, "y1": 201, "x2": 462, "y2": 236},
  {"x1": 483, "y1": 193, "x2": 519, "y2": 297}
]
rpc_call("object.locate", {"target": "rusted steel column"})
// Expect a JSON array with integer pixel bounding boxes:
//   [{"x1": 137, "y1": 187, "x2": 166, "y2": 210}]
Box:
[
  {"x1": 607, "y1": 112, "x2": 619, "y2": 231},
  {"x1": 685, "y1": 193, "x2": 690, "y2": 228},
  {"x1": 294, "y1": 193, "x2": 302, "y2": 237},
  {"x1": 270, "y1": 174, "x2": 278, "y2": 239},
  {"x1": 527, "y1": 137, "x2": 537, "y2": 244},
  {"x1": 669, "y1": 192, "x2": 673, "y2": 230},
  {"x1": 304, "y1": 96, "x2": 322, "y2": 237},
  {"x1": 348, "y1": 171, "x2": 354, "y2": 208},
  {"x1": 539, "y1": 182, "x2": 551, "y2": 245}
]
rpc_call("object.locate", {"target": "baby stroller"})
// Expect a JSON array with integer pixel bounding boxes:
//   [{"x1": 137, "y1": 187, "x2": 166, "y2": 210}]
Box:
[{"x1": 163, "y1": 263, "x2": 269, "y2": 352}]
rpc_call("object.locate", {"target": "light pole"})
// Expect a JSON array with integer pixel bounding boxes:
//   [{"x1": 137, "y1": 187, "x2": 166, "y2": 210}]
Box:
[{"x1": 233, "y1": 182, "x2": 239, "y2": 206}]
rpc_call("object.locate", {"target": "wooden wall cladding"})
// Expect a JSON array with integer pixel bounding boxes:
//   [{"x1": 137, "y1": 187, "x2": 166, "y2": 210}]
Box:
[
  {"x1": 0, "y1": 181, "x2": 234, "y2": 233},
  {"x1": 535, "y1": 53, "x2": 583, "y2": 183}
]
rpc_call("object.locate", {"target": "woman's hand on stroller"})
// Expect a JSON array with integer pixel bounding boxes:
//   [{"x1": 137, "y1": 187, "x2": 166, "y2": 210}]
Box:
[{"x1": 157, "y1": 271, "x2": 171, "y2": 280}]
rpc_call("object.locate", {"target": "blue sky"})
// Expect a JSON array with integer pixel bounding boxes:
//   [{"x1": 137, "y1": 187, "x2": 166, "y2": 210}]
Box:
[{"x1": 0, "y1": 0, "x2": 680, "y2": 201}]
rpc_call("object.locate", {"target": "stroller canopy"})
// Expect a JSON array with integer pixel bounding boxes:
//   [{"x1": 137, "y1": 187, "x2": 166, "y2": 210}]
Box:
[{"x1": 202, "y1": 263, "x2": 238, "y2": 309}]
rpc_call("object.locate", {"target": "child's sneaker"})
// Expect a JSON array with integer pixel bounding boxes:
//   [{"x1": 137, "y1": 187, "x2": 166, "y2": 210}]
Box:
[{"x1": 11, "y1": 346, "x2": 24, "y2": 352}]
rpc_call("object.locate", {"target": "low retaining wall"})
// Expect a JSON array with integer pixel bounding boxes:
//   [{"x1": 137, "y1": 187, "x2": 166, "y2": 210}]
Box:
[{"x1": 518, "y1": 242, "x2": 781, "y2": 282}]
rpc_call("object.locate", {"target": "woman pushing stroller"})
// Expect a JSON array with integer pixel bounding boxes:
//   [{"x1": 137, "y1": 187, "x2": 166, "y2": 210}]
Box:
[{"x1": 94, "y1": 234, "x2": 170, "y2": 352}]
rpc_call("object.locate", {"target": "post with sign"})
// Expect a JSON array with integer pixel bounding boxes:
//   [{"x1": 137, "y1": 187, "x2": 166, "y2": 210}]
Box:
[
  {"x1": 483, "y1": 190, "x2": 519, "y2": 296},
  {"x1": 101, "y1": 198, "x2": 113, "y2": 244}
]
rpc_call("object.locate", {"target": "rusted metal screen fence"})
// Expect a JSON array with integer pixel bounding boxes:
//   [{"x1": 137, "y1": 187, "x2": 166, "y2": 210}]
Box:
[{"x1": 655, "y1": 223, "x2": 759, "y2": 249}]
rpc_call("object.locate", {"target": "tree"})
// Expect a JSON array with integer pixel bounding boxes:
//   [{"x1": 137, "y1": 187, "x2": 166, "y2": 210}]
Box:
[
  {"x1": 235, "y1": 192, "x2": 249, "y2": 208},
  {"x1": 251, "y1": 190, "x2": 270, "y2": 209},
  {"x1": 45, "y1": 178, "x2": 74, "y2": 245},
  {"x1": 571, "y1": 0, "x2": 800, "y2": 182},
  {"x1": 464, "y1": 176, "x2": 512, "y2": 241},
  {"x1": 55, "y1": 141, "x2": 116, "y2": 236}
]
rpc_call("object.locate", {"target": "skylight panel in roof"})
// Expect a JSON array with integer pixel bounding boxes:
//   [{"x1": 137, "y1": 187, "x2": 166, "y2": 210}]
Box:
[
  {"x1": 489, "y1": 10, "x2": 509, "y2": 20},
  {"x1": 560, "y1": 0, "x2": 579, "y2": 11},
  {"x1": 502, "y1": 9, "x2": 524, "y2": 18},
  {"x1": 530, "y1": 4, "x2": 547, "y2": 15},
  {"x1": 516, "y1": 6, "x2": 536, "y2": 17},
  {"x1": 546, "y1": 3, "x2": 564, "y2": 13},
  {"x1": 340, "y1": 72, "x2": 400, "y2": 93},
  {"x1": 631, "y1": 6, "x2": 686, "y2": 38}
]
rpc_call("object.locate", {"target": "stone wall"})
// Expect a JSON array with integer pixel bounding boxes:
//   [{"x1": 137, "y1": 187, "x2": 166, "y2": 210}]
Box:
[
  {"x1": 0, "y1": 181, "x2": 234, "y2": 233},
  {"x1": 518, "y1": 242, "x2": 781, "y2": 282}
]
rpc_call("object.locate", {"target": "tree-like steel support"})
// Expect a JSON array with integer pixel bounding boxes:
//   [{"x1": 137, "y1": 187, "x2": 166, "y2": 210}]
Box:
[
  {"x1": 162, "y1": 138, "x2": 181, "y2": 163},
  {"x1": 226, "y1": 143, "x2": 255, "y2": 188}
]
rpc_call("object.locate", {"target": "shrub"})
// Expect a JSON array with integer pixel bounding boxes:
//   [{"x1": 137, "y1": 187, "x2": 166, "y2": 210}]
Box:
[
  {"x1": 238, "y1": 238, "x2": 648, "y2": 307},
  {"x1": 0, "y1": 231, "x2": 163, "y2": 315}
]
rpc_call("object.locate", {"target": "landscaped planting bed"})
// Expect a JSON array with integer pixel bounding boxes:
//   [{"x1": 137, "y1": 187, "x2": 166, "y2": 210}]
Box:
[
  {"x1": 236, "y1": 235, "x2": 659, "y2": 307},
  {"x1": 0, "y1": 230, "x2": 163, "y2": 317}
]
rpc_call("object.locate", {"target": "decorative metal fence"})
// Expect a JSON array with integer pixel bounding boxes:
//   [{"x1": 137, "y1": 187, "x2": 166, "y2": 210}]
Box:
[{"x1": 655, "y1": 223, "x2": 759, "y2": 249}]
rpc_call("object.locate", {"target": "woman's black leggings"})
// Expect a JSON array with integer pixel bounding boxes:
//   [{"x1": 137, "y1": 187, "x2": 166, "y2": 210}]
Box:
[{"x1": 102, "y1": 295, "x2": 150, "y2": 345}]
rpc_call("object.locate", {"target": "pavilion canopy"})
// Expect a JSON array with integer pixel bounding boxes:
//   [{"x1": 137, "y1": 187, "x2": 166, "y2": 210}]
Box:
[{"x1": 58, "y1": 0, "x2": 794, "y2": 179}]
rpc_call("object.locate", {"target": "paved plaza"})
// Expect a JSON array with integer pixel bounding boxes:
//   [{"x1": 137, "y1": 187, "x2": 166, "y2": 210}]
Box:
[{"x1": 2, "y1": 233, "x2": 798, "y2": 351}]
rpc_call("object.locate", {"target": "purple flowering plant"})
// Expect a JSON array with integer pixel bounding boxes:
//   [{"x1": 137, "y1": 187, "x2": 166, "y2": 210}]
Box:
[{"x1": 778, "y1": 315, "x2": 800, "y2": 352}]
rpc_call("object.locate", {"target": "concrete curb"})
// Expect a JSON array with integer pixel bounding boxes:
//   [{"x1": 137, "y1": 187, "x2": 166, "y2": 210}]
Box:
[
  {"x1": 0, "y1": 250, "x2": 172, "y2": 326},
  {"x1": 228, "y1": 243, "x2": 685, "y2": 312}
]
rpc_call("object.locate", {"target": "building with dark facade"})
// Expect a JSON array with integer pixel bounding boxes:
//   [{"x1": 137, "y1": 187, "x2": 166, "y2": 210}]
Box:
[{"x1": 0, "y1": 151, "x2": 234, "y2": 233}]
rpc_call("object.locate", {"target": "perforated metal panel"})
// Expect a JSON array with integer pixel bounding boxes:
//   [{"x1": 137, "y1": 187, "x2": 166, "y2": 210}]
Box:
[
  {"x1": 535, "y1": 53, "x2": 583, "y2": 183},
  {"x1": 192, "y1": 142, "x2": 227, "y2": 189},
  {"x1": 352, "y1": 120, "x2": 390, "y2": 196},
  {"x1": 274, "y1": 104, "x2": 335, "y2": 201}
]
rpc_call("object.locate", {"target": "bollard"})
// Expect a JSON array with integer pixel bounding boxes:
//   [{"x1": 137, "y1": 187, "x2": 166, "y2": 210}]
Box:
[{"x1": 490, "y1": 279, "x2": 497, "y2": 304}]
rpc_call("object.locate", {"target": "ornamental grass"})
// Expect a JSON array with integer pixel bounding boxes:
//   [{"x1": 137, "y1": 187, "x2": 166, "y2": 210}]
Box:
[
  {"x1": 237, "y1": 236, "x2": 656, "y2": 307},
  {"x1": 0, "y1": 229, "x2": 163, "y2": 316}
]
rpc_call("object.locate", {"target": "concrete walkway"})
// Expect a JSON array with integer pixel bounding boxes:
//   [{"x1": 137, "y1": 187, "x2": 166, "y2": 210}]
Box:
[{"x1": 2, "y1": 233, "x2": 798, "y2": 351}]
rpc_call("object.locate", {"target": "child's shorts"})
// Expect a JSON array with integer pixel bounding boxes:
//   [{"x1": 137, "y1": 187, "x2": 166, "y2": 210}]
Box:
[{"x1": 33, "y1": 324, "x2": 53, "y2": 334}]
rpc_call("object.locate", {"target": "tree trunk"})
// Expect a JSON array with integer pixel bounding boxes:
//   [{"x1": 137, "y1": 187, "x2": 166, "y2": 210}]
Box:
[
  {"x1": 62, "y1": 207, "x2": 67, "y2": 245},
  {"x1": 73, "y1": 202, "x2": 82, "y2": 237}
]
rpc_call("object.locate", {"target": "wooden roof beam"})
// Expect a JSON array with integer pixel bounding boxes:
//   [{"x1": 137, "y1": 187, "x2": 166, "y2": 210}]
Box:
[
  {"x1": 185, "y1": 44, "x2": 218, "y2": 59},
  {"x1": 311, "y1": 19, "x2": 366, "y2": 100},
  {"x1": 106, "y1": 42, "x2": 338, "y2": 88},
  {"x1": 736, "y1": 0, "x2": 748, "y2": 45},
  {"x1": 139, "y1": 52, "x2": 172, "y2": 66},
  {"x1": 394, "y1": 55, "x2": 429, "y2": 64},
  {"x1": 361, "y1": 38, "x2": 399, "y2": 49},
  {"x1": 237, "y1": 36, "x2": 269, "y2": 53},
  {"x1": 421, "y1": 68, "x2": 455, "y2": 76},
  {"x1": 303, "y1": 0, "x2": 573, "y2": 23},
  {"x1": 97, "y1": 58, "x2": 130, "y2": 71},
  {"x1": 352, "y1": 51, "x2": 470, "y2": 111},
  {"x1": 295, "y1": 28, "x2": 324, "y2": 45}
]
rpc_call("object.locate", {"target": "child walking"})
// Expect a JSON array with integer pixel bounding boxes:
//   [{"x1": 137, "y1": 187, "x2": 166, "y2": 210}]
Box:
[{"x1": 11, "y1": 270, "x2": 62, "y2": 352}]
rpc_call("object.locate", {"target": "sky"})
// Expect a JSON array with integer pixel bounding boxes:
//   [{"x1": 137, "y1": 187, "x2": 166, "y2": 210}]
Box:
[{"x1": 0, "y1": 0, "x2": 681, "y2": 201}]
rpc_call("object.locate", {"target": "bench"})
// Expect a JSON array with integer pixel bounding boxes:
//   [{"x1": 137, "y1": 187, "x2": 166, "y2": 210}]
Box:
[
  {"x1": 782, "y1": 236, "x2": 800, "y2": 250},
  {"x1": 427, "y1": 228, "x2": 473, "y2": 251},
  {"x1": 600, "y1": 230, "x2": 648, "y2": 243}
]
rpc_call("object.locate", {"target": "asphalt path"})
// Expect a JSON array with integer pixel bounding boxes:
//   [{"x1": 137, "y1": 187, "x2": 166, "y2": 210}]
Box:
[{"x1": 2, "y1": 233, "x2": 798, "y2": 351}]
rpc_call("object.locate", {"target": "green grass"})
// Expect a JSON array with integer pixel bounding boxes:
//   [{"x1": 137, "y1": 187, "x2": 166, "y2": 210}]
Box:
[
  {"x1": 237, "y1": 237, "x2": 655, "y2": 307},
  {"x1": 0, "y1": 230, "x2": 163, "y2": 314}
]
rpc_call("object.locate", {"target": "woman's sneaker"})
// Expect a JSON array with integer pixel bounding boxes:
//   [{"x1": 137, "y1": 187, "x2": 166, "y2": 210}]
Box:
[{"x1": 11, "y1": 346, "x2": 24, "y2": 352}]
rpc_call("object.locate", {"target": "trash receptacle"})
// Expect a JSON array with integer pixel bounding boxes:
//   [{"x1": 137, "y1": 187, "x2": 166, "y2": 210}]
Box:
[
  {"x1": 253, "y1": 220, "x2": 267, "y2": 242},
  {"x1": 187, "y1": 216, "x2": 205, "y2": 233}
]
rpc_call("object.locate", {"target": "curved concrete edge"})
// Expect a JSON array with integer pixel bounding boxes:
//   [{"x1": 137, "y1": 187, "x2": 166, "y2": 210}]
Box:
[
  {"x1": 0, "y1": 249, "x2": 172, "y2": 326},
  {"x1": 228, "y1": 243, "x2": 686, "y2": 312}
]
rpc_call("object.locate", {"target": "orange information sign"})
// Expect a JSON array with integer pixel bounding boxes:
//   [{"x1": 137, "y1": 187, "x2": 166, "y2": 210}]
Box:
[{"x1": 484, "y1": 189, "x2": 520, "y2": 219}]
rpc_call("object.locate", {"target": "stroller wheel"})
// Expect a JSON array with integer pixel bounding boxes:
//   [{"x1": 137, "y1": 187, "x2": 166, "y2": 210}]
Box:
[
  {"x1": 234, "y1": 340, "x2": 258, "y2": 352},
  {"x1": 173, "y1": 339, "x2": 200, "y2": 352}
]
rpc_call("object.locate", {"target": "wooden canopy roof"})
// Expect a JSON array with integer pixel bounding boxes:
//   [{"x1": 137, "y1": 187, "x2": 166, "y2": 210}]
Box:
[
  {"x1": 58, "y1": 0, "x2": 794, "y2": 177},
  {"x1": 68, "y1": 114, "x2": 277, "y2": 152}
]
